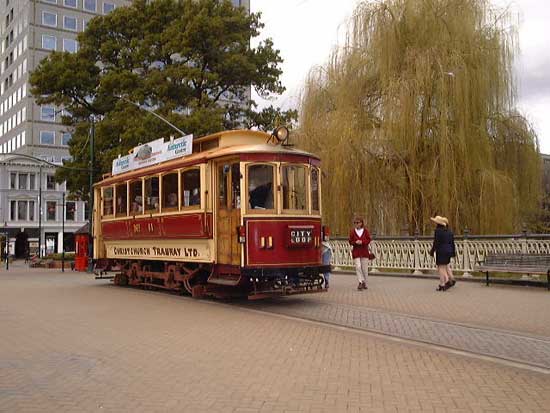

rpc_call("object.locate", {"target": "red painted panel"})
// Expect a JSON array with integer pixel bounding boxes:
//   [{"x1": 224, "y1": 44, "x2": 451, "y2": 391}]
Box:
[
  {"x1": 102, "y1": 220, "x2": 130, "y2": 240},
  {"x1": 101, "y1": 213, "x2": 213, "y2": 240},
  {"x1": 161, "y1": 214, "x2": 212, "y2": 238},
  {"x1": 245, "y1": 218, "x2": 322, "y2": 267}
]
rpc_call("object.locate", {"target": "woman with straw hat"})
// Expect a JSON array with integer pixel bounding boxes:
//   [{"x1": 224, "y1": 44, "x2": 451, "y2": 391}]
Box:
[{"x1": 429, "y1": 215, "x2": 456, "y2": 291}]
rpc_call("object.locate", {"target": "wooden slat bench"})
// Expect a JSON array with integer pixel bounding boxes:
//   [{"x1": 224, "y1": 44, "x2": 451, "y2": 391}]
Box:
[{"x1": 474, "y1": 253, "x2": 550, "y2": 290}]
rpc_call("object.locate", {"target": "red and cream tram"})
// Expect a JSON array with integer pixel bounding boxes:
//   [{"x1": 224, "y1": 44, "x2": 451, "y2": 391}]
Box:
[{"x1": 93, "y1": 128, "x2": 329, "y2": 299}]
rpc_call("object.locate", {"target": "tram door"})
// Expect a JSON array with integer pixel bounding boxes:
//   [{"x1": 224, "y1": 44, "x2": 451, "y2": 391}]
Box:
[{"x1": 216, "y1": 161, "x2": 241, "y2": 266}]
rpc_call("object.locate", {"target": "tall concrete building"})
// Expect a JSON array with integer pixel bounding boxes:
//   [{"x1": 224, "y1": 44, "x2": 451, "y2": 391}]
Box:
[
  {"x1": 0, "y1": 0, "x2": 249, "y2": 258},
  {"x1": 0, "y1": 0, "x2": 130, "y2": 257}
]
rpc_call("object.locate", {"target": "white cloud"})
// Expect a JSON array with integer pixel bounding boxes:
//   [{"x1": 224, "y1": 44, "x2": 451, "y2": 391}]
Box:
[{"x1": 251, "y1": 0, "x2": 550, "y2": 152}]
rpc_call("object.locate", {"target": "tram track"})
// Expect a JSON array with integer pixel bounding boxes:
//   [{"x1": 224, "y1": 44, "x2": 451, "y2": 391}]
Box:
[{"x1": 225, "y1": 296, "x2": 550, "y2": 375}]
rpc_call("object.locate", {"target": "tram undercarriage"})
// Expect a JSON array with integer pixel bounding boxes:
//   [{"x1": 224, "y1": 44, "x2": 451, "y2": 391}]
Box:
[{"x1": 109, "y1": 260, "x2": 327, "y2": 299}]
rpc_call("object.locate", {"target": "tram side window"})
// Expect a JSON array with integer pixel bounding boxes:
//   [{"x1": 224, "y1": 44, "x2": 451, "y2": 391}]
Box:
[
  {"x1": 162, "y1": 173, "x2": 179, "y2": 211},
  {"x1": 129, "y1": 180, "x2": 143, "y2": 214},
  {"x1": 248, "y1": 164, "x2": 274, "y2": 210},
  {"x1": 218, "y1": 165, "x2": 228, "y2": 209},
  {"x1": 115, "y1": 183, "x2": 127, "y2": 217},
  {"x1": 311, "y1": 167, "x2": 320, "y2": 213},
  {"x1": 181, "y1": 169, "x2": 201, "y2": 208},
  {"x1": 102, "y1": 187, "x2": 114, "y2": 216},
  {"x1": 144, "y1": 176, "x2": 160, "y2": 213},
  {"x1": 282, "y1": 165, "x2": 307, "y2": 212}
]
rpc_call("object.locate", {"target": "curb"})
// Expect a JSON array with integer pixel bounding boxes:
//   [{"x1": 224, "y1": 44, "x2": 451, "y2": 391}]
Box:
[{"x1": 333, "y1": 270, "x2": 550, "y2": 289}]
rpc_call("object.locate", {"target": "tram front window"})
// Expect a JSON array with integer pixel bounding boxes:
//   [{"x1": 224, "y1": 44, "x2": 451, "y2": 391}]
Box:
[
  {"x1": 282, "y1": 164, "x2": 307, "y2": 212},
  {"x1": 248, "y1": 164, "x2": 274, "y2": 211},
  {"x1": 311, "y1": 167, "x2": 320, "y2": 213}
]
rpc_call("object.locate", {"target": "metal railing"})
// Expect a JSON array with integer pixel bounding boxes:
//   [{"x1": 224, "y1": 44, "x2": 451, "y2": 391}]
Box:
[{"x1": 329, "y1": 233, "x2": 550, "y2": 276}]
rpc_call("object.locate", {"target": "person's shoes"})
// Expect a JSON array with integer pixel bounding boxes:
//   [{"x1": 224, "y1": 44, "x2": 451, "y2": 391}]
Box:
[
  {"x1": 325, "y1": 281, "x2": 329, "y2": 289},
  {"x1": 357, "y1": 282, "x2": 364, "y2": 290},
  {"x1": 450, "y1": 279, "x2": 456, "y2": 287},
  {"x1": 362, "y1": 282, "x2": 368, "y2": 290},
  {"x1": 436, "y1": 285, "x2": 446, "y2": 291},
  {"x1": 445, "y1": 281, "x2": 452, "y2": 289}
]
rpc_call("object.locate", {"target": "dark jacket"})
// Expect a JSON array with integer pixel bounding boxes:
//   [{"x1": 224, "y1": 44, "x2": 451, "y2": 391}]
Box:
[
  {"x1": 429, "y1": 225, "x2": 455, "y2": 257},
  {"x1": 348, "y1": 228, "x2": 372, "y2": 259}
]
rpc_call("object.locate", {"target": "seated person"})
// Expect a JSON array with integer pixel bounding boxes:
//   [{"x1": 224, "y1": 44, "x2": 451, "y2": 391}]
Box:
[
  {"x1": 131, "y1": 196, "x2": 143, "y2": 214},
  {"x1": 190, "y1": 188, "x2": 200, "y2": 206},
  {"x1": 249, "y1": 182, "x2": 273, "y2": 209},
  {"x1": 166, "y1": 193, "x2": 178, "y2": 208}
]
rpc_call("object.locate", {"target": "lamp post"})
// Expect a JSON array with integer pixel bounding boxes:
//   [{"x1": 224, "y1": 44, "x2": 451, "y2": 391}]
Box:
[
  {"x1": 38, "y1": 164, "x2": 42, "y2": 258},
  {"x1": 61, "y1": 192, "x2": 65, "y2": 272},
  {"x1": 87, "y1": 116, "x2": 95, "y2": 273}
]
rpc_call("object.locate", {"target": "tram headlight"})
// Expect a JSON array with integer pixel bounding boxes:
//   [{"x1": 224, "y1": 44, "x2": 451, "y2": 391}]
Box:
[{"x1": 272, "y1": 126, "x2": 289, "y2": 143}]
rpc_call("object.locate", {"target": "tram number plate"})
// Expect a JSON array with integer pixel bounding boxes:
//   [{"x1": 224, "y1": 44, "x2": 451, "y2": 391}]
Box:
[{"x1": 287, "y1": 226, "x2": 314, "y2": 247}]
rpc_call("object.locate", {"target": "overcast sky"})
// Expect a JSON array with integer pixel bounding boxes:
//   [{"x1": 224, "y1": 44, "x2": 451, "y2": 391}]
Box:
[{"x1": 251, "y1": 0, "x2": 550, "y2": 153}]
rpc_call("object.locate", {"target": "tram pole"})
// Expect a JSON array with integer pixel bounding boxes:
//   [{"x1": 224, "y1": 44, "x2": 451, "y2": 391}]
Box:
[{"x1": 38, "y1": 164, "x2": 42, "y2": 258}]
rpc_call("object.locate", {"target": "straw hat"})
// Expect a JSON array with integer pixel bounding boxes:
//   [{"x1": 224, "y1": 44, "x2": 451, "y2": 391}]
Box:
[{"x1": 430, "y1": 215, "x2": 448, "y2": 226}]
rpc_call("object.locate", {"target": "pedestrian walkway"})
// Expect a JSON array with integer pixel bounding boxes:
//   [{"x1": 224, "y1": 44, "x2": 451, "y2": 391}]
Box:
[{"x1": 1, "y1": 267, "x2": 550, "y2": 412}]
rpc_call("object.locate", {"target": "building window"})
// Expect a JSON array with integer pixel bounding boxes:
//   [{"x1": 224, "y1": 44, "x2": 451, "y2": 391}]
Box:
[
  {"x1": 29, "y1": 200, "x2": 35, "y2": 221},
  {"x1": 17, "y1": 200, "x2": 28, "y2": 221},
  {"x1": 42, "y1": 35, "x2": 56, "y2": 51},
  {"x1": 63, "y1": 38, "x2": 78, "y2": 53},
  {"x1": 42, "y1": 11, "x2": 57, "y2": 27},
  {"x1": 103, "y1": 2, "x2": 115, "y2": 13},
  {"x1": 40, "y1": 131, "x2": 55, "y2": 145},
  {"x1": 46, "y1": 175, "x2": 56, "y2": 190},
  {"x1": 40, "y1": 106, "x2": 56, "y2": 122},
  {"x1": 43, "y1": 0, "x2": 57, "y2": 3},
  {"x1": 10, "y1": 200, "x2": 16, "y2": 221},
  {"x1": 62, "y1": 132, "x2": 72, "y2": 145},
  {"x1": 47, "y1": 201, "x2": 56, "y2": 221},
  {"x1": 10, "y1": 172, "x2": 16, "y2": 189},
  {"x1": 66, "y1": 201, "x2": 75, "y2": 220},
  {"x1": 29, "y1": 173, "x2": 35, "y2": 190},
  {"x1": 63, "y1": 16, "x2": 77, "y2": 31},
  {"x1": 18, "y1": 173, "x2": 28, "y2": 190},
  {"x1": 84, "y1": 0, "x2": 96, "y2": 12},
  {"x1": 64, "y1": 0, "x2": 77, "y2": 8}
]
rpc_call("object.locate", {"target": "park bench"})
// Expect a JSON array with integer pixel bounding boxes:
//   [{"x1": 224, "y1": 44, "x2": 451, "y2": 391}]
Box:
[{"x1": 475, "y1": 253, "x2": 550, "y2": 290}]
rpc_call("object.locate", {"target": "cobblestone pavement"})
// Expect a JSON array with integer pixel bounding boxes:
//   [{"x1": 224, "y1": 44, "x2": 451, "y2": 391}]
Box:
[
  {"x1": 2, "y1": 265, "x2": 550, "y2": 412},
  {"x1": 239, "y1": 274, "x2": 550, "y2": 369}
]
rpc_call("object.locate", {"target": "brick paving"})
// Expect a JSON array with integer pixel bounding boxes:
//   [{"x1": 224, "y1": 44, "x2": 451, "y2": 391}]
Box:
[
  {"x1": 1, "y1": 264, "x2": 550, "y2": 412},
  {"x1": 240, "y1": 274, "x2": 550, "y2": 369}
]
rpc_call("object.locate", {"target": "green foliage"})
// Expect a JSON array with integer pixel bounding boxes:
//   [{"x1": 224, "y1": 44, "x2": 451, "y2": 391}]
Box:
[
  {"x1": 30, "y1": 0, "x2": 292, "y2": 199},
  {"x1": 299, "y1": 0, "x2": 541, "y2": 235}
]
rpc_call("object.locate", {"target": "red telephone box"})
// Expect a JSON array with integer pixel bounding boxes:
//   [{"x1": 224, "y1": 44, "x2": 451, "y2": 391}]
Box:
[{"x1": 74, "y1": 224, "x2": 89, "y2": 271}]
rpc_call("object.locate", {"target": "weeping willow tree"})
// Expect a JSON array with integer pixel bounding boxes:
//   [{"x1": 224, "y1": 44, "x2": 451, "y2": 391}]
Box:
[{"x1": 299, "y1": 0, "x2": 541, "y2": 235}]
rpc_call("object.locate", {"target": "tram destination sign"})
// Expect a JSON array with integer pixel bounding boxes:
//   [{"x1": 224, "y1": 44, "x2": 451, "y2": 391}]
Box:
[{"x1": 112, "y1": 134, "x2": 193, "y2": 175}]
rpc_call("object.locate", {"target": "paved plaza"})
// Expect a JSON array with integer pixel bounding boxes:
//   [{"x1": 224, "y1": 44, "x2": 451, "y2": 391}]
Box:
[{"x1": 1, "y1": 263, "x2": 550, "y2": 412}]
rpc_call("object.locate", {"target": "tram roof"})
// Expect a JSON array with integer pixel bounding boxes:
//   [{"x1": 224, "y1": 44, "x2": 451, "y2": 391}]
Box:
[{"x1": 97, "y1": 129, "x2": 319, "y2": 186}]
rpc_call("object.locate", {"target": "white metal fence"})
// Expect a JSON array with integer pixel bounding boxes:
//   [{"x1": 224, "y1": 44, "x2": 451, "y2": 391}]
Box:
[{"x1": 329, "y1": 234, "x2": 550, "y2": 276}]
